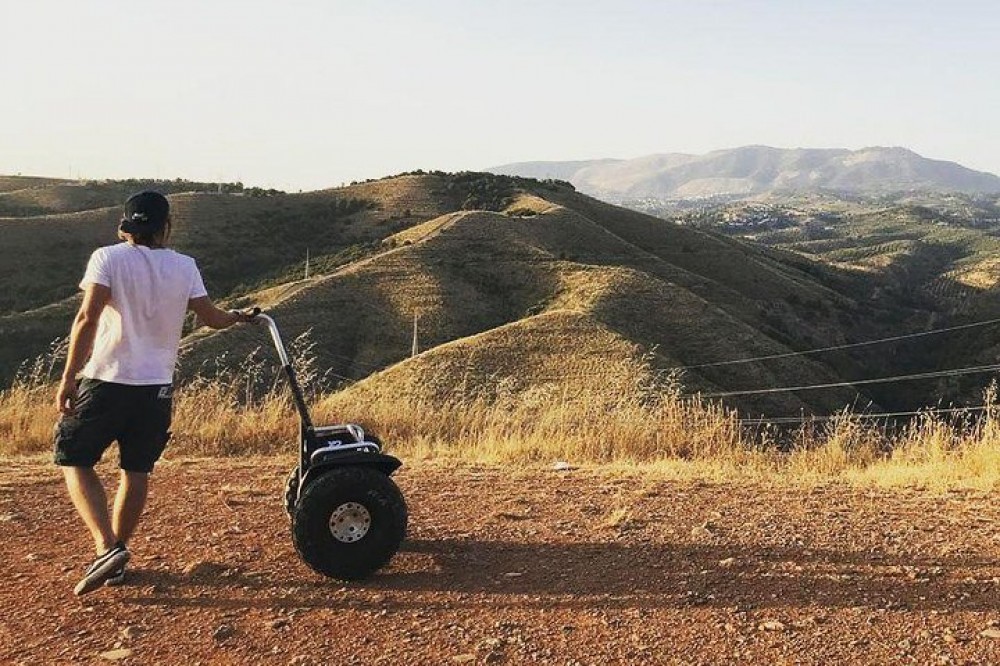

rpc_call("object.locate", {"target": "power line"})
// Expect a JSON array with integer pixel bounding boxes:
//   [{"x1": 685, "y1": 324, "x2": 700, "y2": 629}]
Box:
[
  {"x1": 677, "y1": 316, "x2": 1000, "y2": 371},
  {"x1": 739, "y1": 405, "x2": 994, "y2": 426},
  {"x1": 702, "y1": 363, "x2": 1000, "y2": 399},
  {"x1": 324, "y1": 371, "x2": 358, "y2": 384}
]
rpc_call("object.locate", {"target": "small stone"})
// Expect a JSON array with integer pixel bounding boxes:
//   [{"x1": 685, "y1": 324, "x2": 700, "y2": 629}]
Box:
[
  {"x1": 759, "y1": 620, "x2": 787, "y2": 632},
  {"x1": 691, "y1": 524, "x2": 714, "y2": 539},
  {"x1": 99, "y1": 649, "x2": 133, "y2": 661},
  {"x1": 269, "y1": 618, "x2": 290, "y2": 630},
  {"x1": 552, "y1": 461, "x2": 574, "y2": 471},
  {"x1": 184, "y1": 561, "x2": 225, "y2": 577},
  {"x1": 451, "y1": 655, "x2": 476, "y2": 664},
  {"x1": 120, "y1": 626, "x2": 142, "y2": 641},
  {"x1": 213, "y1": 624, "x2": 235, "y2": 641},
  {"x1": 981, "y1": 628, "x2": 1000, "y2": 639},
  {"x1": 719, "y1": 557, "x2": 737, "y2": 568}
]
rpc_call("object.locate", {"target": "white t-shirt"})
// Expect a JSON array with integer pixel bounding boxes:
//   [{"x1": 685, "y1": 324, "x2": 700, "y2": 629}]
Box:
[{"x1": 80, "y1": 243, "x2": 208, "y2": 385}]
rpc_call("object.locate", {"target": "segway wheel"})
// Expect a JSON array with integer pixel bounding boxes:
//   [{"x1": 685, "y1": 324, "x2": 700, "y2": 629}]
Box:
[
  {"x1": 283, "y1": 467, "x2": 299, "y2": 518},
  {"x1": 292, "y1": 466, "x2": 407, "y2": 580}
]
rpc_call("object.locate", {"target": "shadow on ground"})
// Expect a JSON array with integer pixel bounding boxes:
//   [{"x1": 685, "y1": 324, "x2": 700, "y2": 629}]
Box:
[{"x1": 121, "y1": 538, "x2": 1000, "y2": 613}]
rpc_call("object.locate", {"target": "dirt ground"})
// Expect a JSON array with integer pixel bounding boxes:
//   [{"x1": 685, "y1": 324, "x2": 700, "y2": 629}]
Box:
[{"x1": 1, "y1": 457, "x2": 999, "y2": 665}]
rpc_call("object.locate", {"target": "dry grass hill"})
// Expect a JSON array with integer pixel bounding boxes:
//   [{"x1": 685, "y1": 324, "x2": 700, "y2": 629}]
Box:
[
  {"x1": 1, "y1": 171, "x2": 990, "y2": 419},
  {"x1": 178, "y1": 179, "x2": 927, "y2": 418},
  {"x1": 0, "y1": 175, "x2": 444, "y2": 381}
]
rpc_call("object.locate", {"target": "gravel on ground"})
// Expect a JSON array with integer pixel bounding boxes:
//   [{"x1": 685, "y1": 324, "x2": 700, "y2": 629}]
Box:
[{"x1": 1, "y1": 457, "x2": 999, "y2": 665}]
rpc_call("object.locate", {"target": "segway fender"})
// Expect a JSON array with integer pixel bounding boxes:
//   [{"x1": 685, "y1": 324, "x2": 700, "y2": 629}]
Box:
[{"x1": 303, "y1": 451, "x2": 402, "y2": 485}]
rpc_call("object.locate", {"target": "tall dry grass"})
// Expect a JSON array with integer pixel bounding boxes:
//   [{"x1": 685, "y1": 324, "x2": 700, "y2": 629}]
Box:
[
  {"x1": 320, "y1": 383, "x2": 1000, "y2": 489},
  {"x1": 0, "y1": 339, "x2": 69, "y2": 455},
  {"x1": 2, "y1": 343, "x2": 998, "y2": 489}
]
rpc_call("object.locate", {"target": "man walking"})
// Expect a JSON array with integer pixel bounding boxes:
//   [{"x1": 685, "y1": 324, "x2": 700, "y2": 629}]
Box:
[{"x1": 55, "y1": 190, "x2": 253, "y2": 595}]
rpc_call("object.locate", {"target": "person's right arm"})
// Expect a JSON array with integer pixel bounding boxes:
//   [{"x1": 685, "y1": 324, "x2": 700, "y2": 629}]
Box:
[{"x1": 188, "y1": 296, "x2": 252, "y2": 329}]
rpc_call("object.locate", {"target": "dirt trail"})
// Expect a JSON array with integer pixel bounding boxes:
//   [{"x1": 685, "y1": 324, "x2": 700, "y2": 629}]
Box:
[{"x1": 1, "y1": 457, "x2": 999, "y2": 665}]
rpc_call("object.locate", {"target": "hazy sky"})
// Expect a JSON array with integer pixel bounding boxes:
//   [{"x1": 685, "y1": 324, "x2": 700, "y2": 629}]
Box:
[{"x1": 2, "y1": 0, "x2": 998, "y2": 191}]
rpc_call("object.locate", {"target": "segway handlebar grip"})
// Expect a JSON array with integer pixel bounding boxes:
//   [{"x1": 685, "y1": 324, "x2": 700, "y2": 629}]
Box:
[{"x1": 252, "y1": 313, "x2": 292, "y2": 367}]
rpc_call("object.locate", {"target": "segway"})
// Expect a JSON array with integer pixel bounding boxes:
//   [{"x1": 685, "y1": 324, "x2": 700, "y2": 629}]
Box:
[{"x1": 252, "y1": 312, "x2": 407, "y2": 580}]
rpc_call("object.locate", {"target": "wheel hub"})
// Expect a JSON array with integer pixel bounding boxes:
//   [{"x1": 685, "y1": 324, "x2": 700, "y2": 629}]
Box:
[{"x1": 328, "y1": 502, "x2": 372, "y2": 543}]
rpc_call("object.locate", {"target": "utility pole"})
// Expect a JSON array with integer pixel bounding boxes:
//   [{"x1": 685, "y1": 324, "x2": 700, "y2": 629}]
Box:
[
  {"x1": 411, "y1": 311, "x2": 420, "y2": 357},
  {"x1": 304, "y1": 248, "x2": 310, "y2": 280}
]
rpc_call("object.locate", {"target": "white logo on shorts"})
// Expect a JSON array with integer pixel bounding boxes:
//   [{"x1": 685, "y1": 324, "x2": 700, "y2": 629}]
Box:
[{"x1": 157, "y1": 386, "x2": 173, "y2": 399}]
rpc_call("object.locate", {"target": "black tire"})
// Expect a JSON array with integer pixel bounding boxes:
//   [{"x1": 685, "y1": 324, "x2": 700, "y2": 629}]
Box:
[
  {"x1": 292, "y1": 466, "x2": 407, "y2": 580},
  {"x1": 283, "y1": 467, "x2": 299, "y2": 518}
]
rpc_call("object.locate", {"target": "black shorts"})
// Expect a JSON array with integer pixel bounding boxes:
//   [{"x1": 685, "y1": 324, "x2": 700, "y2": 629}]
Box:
[{"x1": 54, "y1": 377, "x2": 172, "y2": 473}]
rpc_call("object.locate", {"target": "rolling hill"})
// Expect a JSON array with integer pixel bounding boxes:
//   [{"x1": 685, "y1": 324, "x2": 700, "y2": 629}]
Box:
[
  {"x1": 176, "y1": 180, "x2": 935, "y2": 418},
  {"x1": 489, "y1": 146, "x2": 1000, "y2": 200},
  {"x1": 3, "y1": 171, "x2": 998, "y2": 420}
]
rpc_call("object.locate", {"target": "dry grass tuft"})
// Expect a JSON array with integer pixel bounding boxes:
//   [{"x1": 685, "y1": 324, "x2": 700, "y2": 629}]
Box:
[{"x1": 2, "y1": 346, "x2": 999, "y2": 490}]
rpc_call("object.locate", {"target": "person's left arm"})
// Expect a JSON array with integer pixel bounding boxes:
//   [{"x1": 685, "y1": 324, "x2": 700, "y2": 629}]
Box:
[{"x1": 56, "y1": 284, "x2": 111, "y2": 414}]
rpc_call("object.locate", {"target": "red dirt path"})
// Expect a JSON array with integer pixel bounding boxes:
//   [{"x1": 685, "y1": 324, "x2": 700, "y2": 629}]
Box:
[{"x1": 2, "y1": 457, "x2": 999, "y2": 665}]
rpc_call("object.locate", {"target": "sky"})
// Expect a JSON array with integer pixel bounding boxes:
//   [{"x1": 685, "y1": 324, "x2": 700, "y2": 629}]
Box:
[{"x1": 2, "y1": 0, "x2": 998, "y2": 191}]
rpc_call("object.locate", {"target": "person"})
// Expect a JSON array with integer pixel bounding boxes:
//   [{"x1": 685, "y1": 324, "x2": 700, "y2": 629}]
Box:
[{"x1": 54, "y1": 190, "x2": 255, "y2": 595}]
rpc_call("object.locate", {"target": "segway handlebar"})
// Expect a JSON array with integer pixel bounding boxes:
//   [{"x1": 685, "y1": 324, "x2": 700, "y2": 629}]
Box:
[
  {"x1": 251, "y1": 313, "x2": 291, "y2": 367},
  {"x1": 248, "y1": 310, "x2": 315, "y2": 429}
]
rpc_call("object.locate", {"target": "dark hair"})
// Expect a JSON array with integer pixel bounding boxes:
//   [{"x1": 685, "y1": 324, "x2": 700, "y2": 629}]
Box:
[{"x1": 119, "y1": 191, "x2": 170, "y2": 246}]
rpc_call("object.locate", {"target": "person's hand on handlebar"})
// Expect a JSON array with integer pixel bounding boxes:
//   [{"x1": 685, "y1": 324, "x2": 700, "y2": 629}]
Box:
[{"x1": 229, "y1": 307, "x2": 261, "y2": 324}]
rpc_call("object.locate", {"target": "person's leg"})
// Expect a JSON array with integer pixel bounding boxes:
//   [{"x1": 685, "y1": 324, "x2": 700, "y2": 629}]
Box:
[
  {"x1": 55, "y1": 380, "x2": 133, "y2": 594},
  {"x1": 55, "y1": 378, "x2": 122, "y2": 554},
  {"x1": 114, "y1": 383, "x2": 171, "y2": 547},
  {"x1": 61, "y1": 466, "x2": 117, "y2": 554},
  {"x1": 112, "y1": 470, "x2": 149, "y2": 545}
]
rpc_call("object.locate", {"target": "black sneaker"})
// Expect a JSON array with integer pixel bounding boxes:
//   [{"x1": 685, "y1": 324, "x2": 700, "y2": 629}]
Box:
[
  {"x1": 105, "y1": 563, "x2": 126, "y2": 587},
  {"x1": 74, "y1": 543, "x2": 130, "y2": 596}
]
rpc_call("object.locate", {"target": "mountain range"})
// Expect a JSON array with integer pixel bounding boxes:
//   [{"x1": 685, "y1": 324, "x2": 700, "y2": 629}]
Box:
[{"x1": 488, "y1": 146, "x2": 1000, "y2": 200}]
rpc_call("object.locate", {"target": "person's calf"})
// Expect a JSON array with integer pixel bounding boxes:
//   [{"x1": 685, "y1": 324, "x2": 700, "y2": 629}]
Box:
[
  {"x1": 61, "y1": 466, "x2": 117, "y2": 554},
  {"x1": 112, "y1": 470, "x2": 149, "y2": 546}
]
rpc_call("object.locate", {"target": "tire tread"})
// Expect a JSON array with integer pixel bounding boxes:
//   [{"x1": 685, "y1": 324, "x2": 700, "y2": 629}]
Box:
[{"x1": 292, "y1": 466, "x2": 407, "y2": 580}]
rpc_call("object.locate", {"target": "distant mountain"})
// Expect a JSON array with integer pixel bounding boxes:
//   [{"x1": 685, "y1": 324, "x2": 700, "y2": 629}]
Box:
[{"x1": 489, "y1": 146, "x2": 1000, "y2": 199}]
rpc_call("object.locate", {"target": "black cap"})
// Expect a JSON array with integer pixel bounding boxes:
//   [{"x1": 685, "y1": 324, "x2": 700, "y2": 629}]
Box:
[{"x1": 121, "y1": 191, "x2": 169, "y2": 234}]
